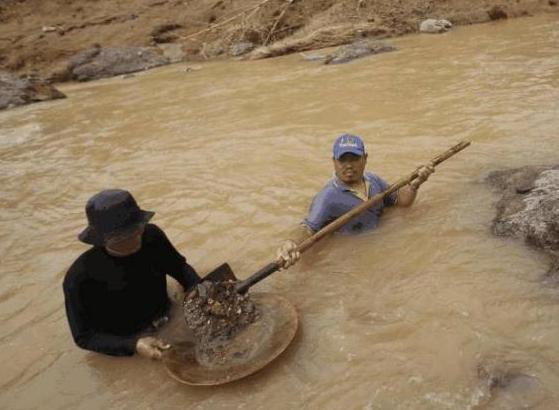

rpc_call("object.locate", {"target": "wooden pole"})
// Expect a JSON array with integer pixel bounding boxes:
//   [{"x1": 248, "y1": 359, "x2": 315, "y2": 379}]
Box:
[{"x1": 236, "y1": 140, "x2": 471, "y2": 293}]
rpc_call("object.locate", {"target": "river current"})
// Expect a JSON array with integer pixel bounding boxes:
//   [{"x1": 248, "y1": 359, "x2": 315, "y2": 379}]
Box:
[{"x1": 1, "y1": 15, "x2": 559, "y2": 410}]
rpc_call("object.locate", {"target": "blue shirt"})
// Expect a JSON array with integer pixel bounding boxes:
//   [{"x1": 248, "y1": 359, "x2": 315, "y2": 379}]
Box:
[{"x1": 303, "y1": 172, "x2": 396, "y2": 234}]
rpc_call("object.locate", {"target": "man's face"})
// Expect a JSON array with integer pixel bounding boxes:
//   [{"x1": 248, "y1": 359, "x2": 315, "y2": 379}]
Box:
[
  {"x1": 105, "y1": 225, "x2": 145, "y2": 256},
  {"x1": 333, "y1": 153, "x2": 367, "y2": 184}
]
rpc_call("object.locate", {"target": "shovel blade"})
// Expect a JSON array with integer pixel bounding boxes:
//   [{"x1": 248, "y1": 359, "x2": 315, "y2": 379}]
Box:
[{"x1": 202, "y1": 263, "x2": 238, "y2": 283}]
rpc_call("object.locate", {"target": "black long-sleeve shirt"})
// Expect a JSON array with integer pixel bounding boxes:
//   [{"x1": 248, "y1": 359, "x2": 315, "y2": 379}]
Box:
[{"x1": 63, "y1": 224, "x2": 200, "y2": 356}]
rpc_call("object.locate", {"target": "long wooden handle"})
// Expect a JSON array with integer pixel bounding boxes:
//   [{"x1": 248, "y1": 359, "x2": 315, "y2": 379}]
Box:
[{"x1": 236, "y1": 140, "x2": 471, "y2": 294}]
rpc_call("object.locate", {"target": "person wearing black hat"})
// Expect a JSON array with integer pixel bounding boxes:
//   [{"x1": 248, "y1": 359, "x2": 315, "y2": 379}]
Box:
[{"x1": 63, "y1": 189, "x2": 201, "y2": 359}]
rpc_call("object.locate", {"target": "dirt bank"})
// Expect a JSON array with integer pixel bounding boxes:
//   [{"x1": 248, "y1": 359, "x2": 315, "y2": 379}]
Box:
[{"x1": 1, "y1": 0, "x2": 557, "y2": 81}]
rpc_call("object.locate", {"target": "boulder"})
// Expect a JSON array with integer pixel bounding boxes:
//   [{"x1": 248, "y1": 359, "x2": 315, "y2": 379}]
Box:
[
  {"x1": 419, "y1": 19, "x2": 453, "y2": 33},
  {"x1": 67, "y1": 47, "x2": 169, "y2": 82},
  {"x1": 0, "y1": 71, "x2": 65, "y2": 110},
  {"x1": 316, "y1": 39, "x2": 395, "y2": 65},
  {"x1": 156, "y1": 43, "x2": 185, "y2": 63},
  {"x1": 487, "y1": 165, "x2": 559, "y2": 279}
]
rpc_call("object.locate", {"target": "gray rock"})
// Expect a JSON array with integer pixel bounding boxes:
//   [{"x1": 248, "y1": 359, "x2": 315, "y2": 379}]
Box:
[
  {"x1": 68, "y1": 47, "x2": 169, "y2": 82},
  {"x1": 156, "y1": 43, "x2": 185, "y2": 63},
  {"x1": 230, "y1": 41, "x2": 256, "y2": 57},
  {"x1": 322, "y1": 39, "x2": 396, "y2": 65},
  {"x1": 487, "y1": 165, "x2": 559, "y2": 279},
  {"x1": 0, "y1": 71, "x2": 66, "y2": 111},
  {"x1": 419, "y1": 19, "x2": 453, "y2": 33}
]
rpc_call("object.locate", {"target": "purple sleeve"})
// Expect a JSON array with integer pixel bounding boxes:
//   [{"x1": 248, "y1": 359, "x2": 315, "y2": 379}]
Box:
[
  {"x1": 303, "y1": 190, "x2": 334, "y2": 232},
  {"x1": 375, "y1": 176, "x2": 397, "y2": 206}
]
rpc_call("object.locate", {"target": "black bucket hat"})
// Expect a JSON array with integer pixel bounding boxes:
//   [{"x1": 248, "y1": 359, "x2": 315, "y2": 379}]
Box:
[{"x1": 78, "y1": 189, "x2": 155, "y2": 246}]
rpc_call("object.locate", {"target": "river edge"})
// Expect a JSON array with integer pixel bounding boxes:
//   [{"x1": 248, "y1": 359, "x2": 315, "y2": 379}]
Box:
[{"x1": 1, "y1": 0, "x2": 558, "y2": 85}]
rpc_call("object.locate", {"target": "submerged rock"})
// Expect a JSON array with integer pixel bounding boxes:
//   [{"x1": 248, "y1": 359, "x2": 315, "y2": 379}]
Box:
[
  {"x1": 325, "y1": 39, "x2": 395, "y2": 64},
  {"x1": 487, "y1": 165, "x2": 559, "y2": 279},
  {"x1": 477, "y1": 363, "x2": 543, "y2": 408},
  {"x1": 0, "y1": 71, "x2": 65, "y2": 110},
  {"x1": 419, "y1": 19, "x2": 453, "y2": 33}
]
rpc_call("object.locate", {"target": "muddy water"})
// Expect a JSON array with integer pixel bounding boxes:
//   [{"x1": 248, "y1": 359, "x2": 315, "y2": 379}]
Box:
[{"x1": 1, "y1": 15, "x2": 559, "y2": 409}]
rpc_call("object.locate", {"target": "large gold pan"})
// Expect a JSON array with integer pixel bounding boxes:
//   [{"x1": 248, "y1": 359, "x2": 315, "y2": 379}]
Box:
[{"x1": 163, "y1": 292, "x2": 298, "y2": 385}]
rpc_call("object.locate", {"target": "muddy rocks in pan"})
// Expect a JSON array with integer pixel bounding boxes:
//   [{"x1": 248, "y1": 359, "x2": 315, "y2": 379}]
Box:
[
  {"x1": 0, "y1": 71, "x2": 65, "y2": 110},
  {"x1": 487, "y1": 165, "x2": 559, "y2": 280},
  {"x1": 183, "y1": 281, "x2": 260, "y2": 361}
]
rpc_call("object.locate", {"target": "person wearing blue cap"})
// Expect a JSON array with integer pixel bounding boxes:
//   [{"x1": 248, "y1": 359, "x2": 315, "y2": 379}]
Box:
[
  {"x1": 63, "y1": 189, "x2": 201, "y2": 359},
  {"x1": 277, "y1": 134, "x2": 434, "y2": 268}
]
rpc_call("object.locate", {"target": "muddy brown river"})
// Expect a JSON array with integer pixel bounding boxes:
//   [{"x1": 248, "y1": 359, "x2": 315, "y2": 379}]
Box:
[{"x1": 1, "y1": 15, "x2": 559, "y2": 409}]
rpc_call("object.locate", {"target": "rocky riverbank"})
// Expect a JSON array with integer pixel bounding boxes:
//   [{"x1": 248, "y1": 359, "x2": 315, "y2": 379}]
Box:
[
  {"x1": 487, "y1": 165, "x2": 559, "y2": 280},
  {"x1": 0, "y1": 71, "x2": 65, "y2": 110},
  {"x1": 1, "y1": 0, "x2": 557, "y2": 83}
]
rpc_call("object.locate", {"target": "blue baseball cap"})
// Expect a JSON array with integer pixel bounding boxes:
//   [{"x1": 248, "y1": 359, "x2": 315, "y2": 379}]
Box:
[{"x1": 332, "y1": 134, "x2": 366, "y2": 160}]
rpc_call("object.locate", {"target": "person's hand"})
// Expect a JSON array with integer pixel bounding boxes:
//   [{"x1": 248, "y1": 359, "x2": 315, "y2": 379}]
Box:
[
  {"x1": 136, "y1": 336, "x2": 171, "y2": 360},
  {"x1": 411, "y1": 163, "x2": 435, "y2": 189},
  {"x1": 276, "y1": 239, "x2": 301, "y2": 270}
]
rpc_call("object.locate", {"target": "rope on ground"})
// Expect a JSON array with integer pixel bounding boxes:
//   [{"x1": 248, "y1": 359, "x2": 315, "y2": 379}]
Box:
[
  {"x1": 263, "y1": 0, "x2": 295, "y2": 46},
  {"x1": 179, "y1": 0, "x2": 275, "y2": 41}
]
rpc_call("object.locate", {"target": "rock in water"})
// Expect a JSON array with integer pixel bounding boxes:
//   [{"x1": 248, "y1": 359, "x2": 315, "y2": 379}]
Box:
[
  {"x1": 487, "y1": 165, "x2": 559, "y2": 280},
  {"x1": 488, "y1": 166, "x2": 559, "y2": 250},
  {"x1": 323, "y1": 39, "x2": 396, "y2": 65},
  {"x1": 0, "y1": 71, "x2": 65, "y2": 111},
  {"x1": 419, "y1": 19, "x2": 453, "y2": 33},
  {"x1": 183, "y1": 281, "x2": 260, "y2": 363},
  {"x1": 67, "y1": 47, "x2": 169, "y2": 81}
]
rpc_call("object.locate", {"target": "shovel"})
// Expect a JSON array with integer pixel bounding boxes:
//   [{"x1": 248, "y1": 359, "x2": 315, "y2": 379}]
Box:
[{"x1": 202, "y1": 140, "x2": 471, "y2": 293}]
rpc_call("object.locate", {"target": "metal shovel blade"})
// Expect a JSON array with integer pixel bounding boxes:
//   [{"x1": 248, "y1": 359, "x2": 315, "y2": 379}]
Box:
[{"x1": 202, "y1": 263, "x2": 237, "y2": 283}]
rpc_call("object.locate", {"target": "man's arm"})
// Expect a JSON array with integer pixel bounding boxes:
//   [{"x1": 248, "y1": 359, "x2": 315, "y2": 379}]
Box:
[
  {"x1": 151, "y1": 225, "x2": 201, "y2": 291},
  {"x1": 395, "y1": 164, "x2": 434, "y2": 207},
  {"x1": 276, "y1": 191, "x2": 334, "y2": 269},
  {"x1": 63, "y1": 279, "x2": 138, "y2": 356}
]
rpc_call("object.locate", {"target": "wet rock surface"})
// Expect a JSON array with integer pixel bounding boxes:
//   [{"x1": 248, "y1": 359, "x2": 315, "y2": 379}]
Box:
[
  {"x1": 324, "y1": 39, "x2": 395, "y2": 64},
  {"x1": 183, "y1": 281, "x2": 260, "y2": 362},
  {"x1": 487, "y1": 165, "x2": 559, "y2": 278},
  {"x1": 52, "y1": 46, "x2": 170, "y2": 82},
  {"x1": 477, "y1": 362, "x2": 544, "y2": 408},
  {"x1": 0, "y1": 71, "x2": 65, "y2": 110},
  {"x1": 419, "y1": 19, "x2": 453, "y2": 33},
  {"x1": 302, "y1": 39, "x2": 395, "y2": 65}
]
